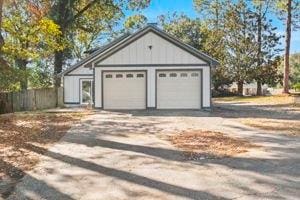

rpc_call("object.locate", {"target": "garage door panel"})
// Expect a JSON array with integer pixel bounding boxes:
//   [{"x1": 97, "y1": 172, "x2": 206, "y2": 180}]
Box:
[
  {"x1": 157, "y1": 70, "x2": 201, "y2": 109},
  {"x1": 103, "y1": 71, "x2": 146, "y2": 109}
]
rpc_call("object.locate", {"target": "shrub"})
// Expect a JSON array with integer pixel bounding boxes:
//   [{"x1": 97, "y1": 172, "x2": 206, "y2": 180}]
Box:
[{"x1": 293, "y1": 83, "x2": 300, "y2": 91}]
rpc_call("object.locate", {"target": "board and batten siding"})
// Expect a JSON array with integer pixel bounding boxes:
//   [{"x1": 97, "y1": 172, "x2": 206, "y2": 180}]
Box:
[
  {"x1": 96, "y1": 31, "x2": 206, "y2": 65},
  {"x1": 68, "y1": 65, "x2": 93, "y2": 75},
  {"x1": 64, "y1": 75, "x2": 93, "y2": 103},
  {"x1": 94, "y1": 66, "x2": 211, "y2": 108}
]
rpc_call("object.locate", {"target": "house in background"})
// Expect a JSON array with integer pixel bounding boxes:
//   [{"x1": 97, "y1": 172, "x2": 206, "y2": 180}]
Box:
[
  {"x1": 58, "y1": 24, "x2": 219, "y2": 110},
  {"x1": 229, "y1": 82, "x2": 269, "y2": 96}
]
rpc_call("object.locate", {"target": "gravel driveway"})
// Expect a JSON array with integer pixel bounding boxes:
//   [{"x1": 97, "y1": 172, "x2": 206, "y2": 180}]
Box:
[{"x1": 8, "y1": 109, "x2": 300, "y2": 200}]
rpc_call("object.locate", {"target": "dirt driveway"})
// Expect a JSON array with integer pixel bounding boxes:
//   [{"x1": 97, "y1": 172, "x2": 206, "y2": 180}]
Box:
[{"x1": 8, "y1": 108, "x2": 300, "y2": 200}]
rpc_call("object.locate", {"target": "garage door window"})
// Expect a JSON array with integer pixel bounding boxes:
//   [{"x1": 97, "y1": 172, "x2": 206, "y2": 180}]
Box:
[
  {"x1": 180, "y1": 73, "x2": 188, "y2": 77},
  {"x1": 137, "y1": 74, "x2": 144, "y2": 78},
  {"x1": 191, "y1": 73, "x2": 199, "y2": 77},
  {"x1": 105, "y1": 74, "x2": 112, "y2": 78},
  {"x1": 170, "y1": 73, "x2": 177, "y2": 77},
  {"x1": 126, "y1": 74, "x2": 134, "y2": 78},
  {"x1": 116, "y1": 74, "x2": 123, "y2": 78},
  {"x1": 159, "y1": 73, "x2": 166, "y2": 77}
]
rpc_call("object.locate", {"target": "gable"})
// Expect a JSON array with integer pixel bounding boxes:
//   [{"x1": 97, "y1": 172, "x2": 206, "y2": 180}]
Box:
[
  {"x1": 68, "y1": 64, "x2": 93, "y2": 75},
  {"x1": 95, "y1": 31, "x2": 207, "y2": 66}
]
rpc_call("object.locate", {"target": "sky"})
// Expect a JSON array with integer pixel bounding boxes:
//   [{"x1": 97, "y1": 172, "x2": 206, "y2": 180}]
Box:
[{"x1": 126, "y1": 0, "x2": 300, "y2": 54}]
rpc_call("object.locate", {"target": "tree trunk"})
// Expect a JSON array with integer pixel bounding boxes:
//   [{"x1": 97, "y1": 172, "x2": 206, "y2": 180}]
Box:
[
  {"x1": 0, "y1": 0, "x2": 7, "y2": 68},
  {"x1": 237, "y1": 81, "x2": 244, "y2": 96},
  {"x1": 257, "y1": 80, "x2": 262, "y2": 96},
  {"x1": 54, "y1": 50, "x2": 64, "y2": 87},
  {"x1": 256, "y1": 4, "x2": 263, "y2": 96},
  {"x1": 16, "y1": 59, "x2": 28, "y2": 91},
  {"x1": 283, "y1": 0, "x2": 292, "y2": 94}
]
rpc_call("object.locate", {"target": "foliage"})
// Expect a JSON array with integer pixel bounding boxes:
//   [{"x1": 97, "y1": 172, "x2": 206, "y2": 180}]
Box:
[
  {"x1": 28, "y1": 59, "x2": 54, "y2": 89},
  {"x1": 124, "y1": 14, "x2": 147, "y2": 32},
  {"x1": 1, "y1": 0, "x2": 64, "y2": 90},
  {"x1": 290, "y1": 53, "x2": 300, "y2": 84},
  {"x1": 2, "y1": 16, "x2": 63, "y2": 60},
  {"x1": 251, "y1": 0, "x2": 282, "y2": 93},
  {"x1": 50, "y1": 0, "x2": 151, "y2": 86},
  {"x1": 159, "y1": 13, "x2": 206, "y2": 50},
  {"x1": 258, "y1": 56, "x2": 283, "y2": 87},
  {"x1": 273, "y1": 0, "x2": 300, "y2": 93},
  {"x1": 293, "y1": 82, "x2": 300, "y2": 90},
  {"x1": 193, "y1": 0, "x2": 231, "y2": 90},
  {"x1": 224, "y1": 0, "x2": 258, "y2": 94}
]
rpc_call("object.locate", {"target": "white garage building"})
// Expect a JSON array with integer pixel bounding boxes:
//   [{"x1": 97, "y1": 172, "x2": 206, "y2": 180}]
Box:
[{"x1": 59, "y1": 24, "x2": 219, "y2": 110}]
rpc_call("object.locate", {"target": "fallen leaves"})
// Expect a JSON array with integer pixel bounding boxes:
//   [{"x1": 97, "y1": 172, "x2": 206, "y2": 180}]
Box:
[
  {"x1": 170, "y1": 130, "x2": 257, "y2": 159},
  {"x1": 0, "y1": 111, "x2": 89, "y2": 198},
  {"x1": 241, "y1": 118, "x2": 300, "y2": 136}
]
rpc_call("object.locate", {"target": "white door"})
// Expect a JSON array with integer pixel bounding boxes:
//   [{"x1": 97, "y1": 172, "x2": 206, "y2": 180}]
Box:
[
  {"x1": 80, "y1": 79, "x2": 93, "y2": 104},
  {"x1": 157, "y1": 70, "x2": 201, "y2": 109},
  {"x1": 103, "y1": 71, "x2": 146, "y2": 109}
]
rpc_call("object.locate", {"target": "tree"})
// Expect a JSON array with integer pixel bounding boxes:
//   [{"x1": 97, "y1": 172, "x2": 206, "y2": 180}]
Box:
[
  {"x1": 50, "y1": 0, "x2": 151, "y2": 87},
  {"x1": 159, "y1": 13, "x2": 206, "y2": 50},
  {"x1": 252, "y1": 0, "x2": 282, "y2": 95},
  {"x1": 275, "y1": 0, "x2": 300, "y2": 93},
  {"x1": 193, "y1": 0, "x2": 231, "y2": 91},
  {"x1": 224, "y1": 0, "x2": 258, "y2": 95},
  {"x1": 2, "y1": 0, "x2": 64, "y2": 90}
]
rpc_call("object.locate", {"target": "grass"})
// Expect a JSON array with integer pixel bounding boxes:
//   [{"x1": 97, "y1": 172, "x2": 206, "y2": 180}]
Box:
[
  {"x1": 214, "y1": 95, "x2": 297, "y2": 105},
  {"x1": 214, "y1": 95, "x2": 300, "y2": 136},
  {"x1": 0, "y1": 110, "x2": 90, "y2": 198},
  {"x1": 241, "y1": 119, "x2": 300, "y2": 136},
  {"x1": 170, "y1": 130, "x2": 257, "y2": 159}
]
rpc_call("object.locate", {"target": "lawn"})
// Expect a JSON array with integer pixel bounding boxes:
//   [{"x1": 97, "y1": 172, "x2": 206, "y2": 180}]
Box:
[
  {"x1": 0, "y1": 110, "x2": 90, "y2": 197},
  {"x1": 214, "y1": 95, "x2": 300, "y2": 136},
  {"x1": 214, "y1": 94, "x2": 298, "y2": 105}
]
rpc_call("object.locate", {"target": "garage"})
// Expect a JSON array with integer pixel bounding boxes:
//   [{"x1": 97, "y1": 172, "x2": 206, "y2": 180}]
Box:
[
  {"x1": 102, "y1": 71, "x2": 146, "y2": 109},
  {"x1": 156, "y1": 70, "x2": 202, "y2": 109},
  {"x1": 60, "y1": 24, "x2": 219, "y2": 109}
]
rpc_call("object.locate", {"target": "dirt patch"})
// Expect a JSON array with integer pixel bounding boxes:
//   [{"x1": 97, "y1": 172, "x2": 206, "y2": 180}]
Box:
[
  {"x1": 241, "y1": 118, "x2": 300, "y2": 136},
  {"x1": 0, "y1": 111, "x2": 90, "y2": 198},
  {"x1": 170, "y1": 130, "x2": 257, "y2": 160}
]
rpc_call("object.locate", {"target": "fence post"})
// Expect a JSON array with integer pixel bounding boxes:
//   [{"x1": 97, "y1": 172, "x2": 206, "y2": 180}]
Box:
[{"x1": 11, "y1": 92, "x2": 14, "y2": 112}]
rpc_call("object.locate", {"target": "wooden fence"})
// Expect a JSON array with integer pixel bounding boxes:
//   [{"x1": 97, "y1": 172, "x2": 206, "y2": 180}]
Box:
[{"x1": 0, "y1": 87, "x2": 63, "y2": 114}]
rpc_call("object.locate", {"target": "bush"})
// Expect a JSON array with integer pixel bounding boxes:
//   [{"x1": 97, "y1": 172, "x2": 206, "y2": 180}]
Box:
[
  {"x1": 212, "y1": 89, "x2": 237, "y2": 97},
  {"x1": 293, "y1": 83, "x2": 300, "y2": 91}
]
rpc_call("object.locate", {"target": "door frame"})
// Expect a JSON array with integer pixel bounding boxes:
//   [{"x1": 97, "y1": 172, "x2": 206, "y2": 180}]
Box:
[
  {"x1": 101, "y1": 70, "x2": 148, "y2": 109},
  {"x1": 155, "y1": 69, "x2": 203, "y2": 109},
  {"x1": 80, "y1": 78, "x2": 93, "y2": 105}
]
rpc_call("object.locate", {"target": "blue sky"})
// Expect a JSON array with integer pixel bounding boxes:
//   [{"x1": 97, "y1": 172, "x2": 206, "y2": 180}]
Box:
[{"x1": 126, "y1": 0, "x2": 300, "y2": 53}]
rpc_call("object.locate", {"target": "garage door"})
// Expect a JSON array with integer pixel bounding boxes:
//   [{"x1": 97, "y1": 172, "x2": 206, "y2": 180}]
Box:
[
  {"x1": 103, "y1": 71, "x2": 146, "y2": 109},
  {"x1": 157, "y1": 70, "x2": 201, "y2": 109}
]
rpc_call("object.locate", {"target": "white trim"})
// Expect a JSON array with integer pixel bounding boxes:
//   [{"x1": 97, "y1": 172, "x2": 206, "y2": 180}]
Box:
[{"x1": 80, "y1": 79, "x2": 93, "y2": 105}]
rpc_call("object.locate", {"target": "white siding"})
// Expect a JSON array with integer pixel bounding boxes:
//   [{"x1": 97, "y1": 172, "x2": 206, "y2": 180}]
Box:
[
  {"x1": 94, "y1": 66, "x2": 211, "y2": 108},
  {"x1": 97, "y1": 32, "x2": 206, "y2": 65},
  {"x1": 64, "y1": 75, "x2": 93, "y2": 103},
  {"x1": 68, "y1": 65, "x2": 93, "y2": 75}
]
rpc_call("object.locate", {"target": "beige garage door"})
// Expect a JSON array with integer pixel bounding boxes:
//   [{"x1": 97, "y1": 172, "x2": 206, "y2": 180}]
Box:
[
  {"x1": 103, "y1": 71, "x2": 146, "y2": 109},
  {"x1": 157, "y1": 70, "x2": 201, "y2": 109}
]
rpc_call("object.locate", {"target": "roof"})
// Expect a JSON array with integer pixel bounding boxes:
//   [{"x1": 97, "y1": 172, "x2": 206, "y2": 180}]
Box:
[{"x1": 59, "y1": 24, "x2": 219, "y2": 76}]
